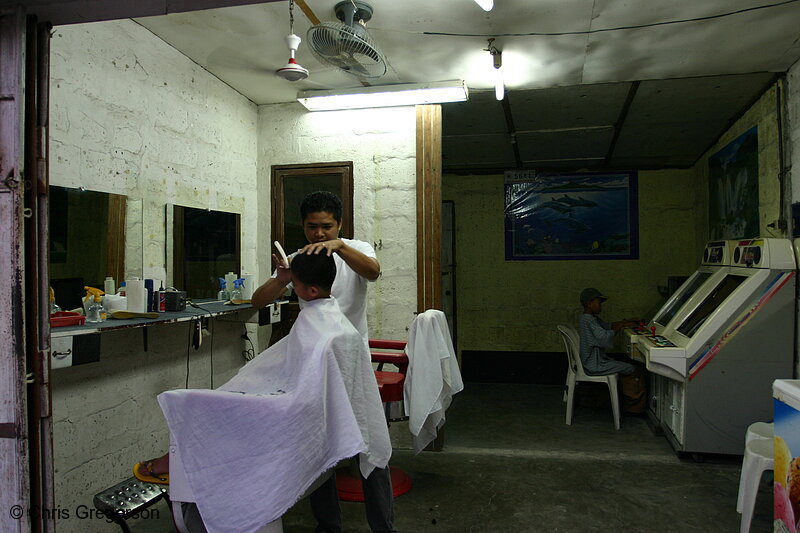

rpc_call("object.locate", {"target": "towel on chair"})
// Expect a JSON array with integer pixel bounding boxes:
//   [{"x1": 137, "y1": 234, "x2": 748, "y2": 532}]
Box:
[
  {"x1": 158, "y1": 296, "x2": 389, "y2": 533},
  {"x1": 404, "y1": 309, "x2": 465, "y2": 454}
]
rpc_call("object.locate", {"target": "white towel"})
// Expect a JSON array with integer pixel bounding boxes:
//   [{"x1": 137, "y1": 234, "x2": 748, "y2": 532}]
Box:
[
  {"x1": 158, "y1": 296, "x2": 389, "y2": 533},
  {"x1": 404, "y1": 310, "x2": 465, "y2": 454}
]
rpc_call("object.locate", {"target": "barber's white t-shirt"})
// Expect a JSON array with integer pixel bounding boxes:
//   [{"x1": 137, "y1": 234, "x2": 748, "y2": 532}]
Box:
[{"x1": 276, "y1": 238, "x2": 376, "y2": 342}]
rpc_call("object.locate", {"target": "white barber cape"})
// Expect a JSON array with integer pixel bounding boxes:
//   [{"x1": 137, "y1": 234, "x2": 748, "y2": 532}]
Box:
[
  {"x1": 404, "y1": 309, "x2": 465, "y2": 454},
  {"x1": 157, "y1": 296, "x2": 391, "y2": 533}
]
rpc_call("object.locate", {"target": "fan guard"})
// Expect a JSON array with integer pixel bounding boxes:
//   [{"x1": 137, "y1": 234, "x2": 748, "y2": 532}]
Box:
[{"x1": 307, "y1": 2, "x2": 387, "y2": 79}]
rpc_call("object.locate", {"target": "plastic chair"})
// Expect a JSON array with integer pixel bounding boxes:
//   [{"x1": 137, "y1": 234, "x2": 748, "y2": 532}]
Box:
[
  {"x1": 736, "y1": 437, "x2": 773, "y2": 533},
  {"x1": 557, "y1": 325, "x2": 620, "y2": 430},
  {"x1": 736, "y1": 421, "x2": 774, "y2": 532}
]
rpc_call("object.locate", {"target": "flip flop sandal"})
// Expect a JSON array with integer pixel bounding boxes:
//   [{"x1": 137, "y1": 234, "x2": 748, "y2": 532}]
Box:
[{"x1": 133, "y1": 461, "x2": 169, "y2": 485}]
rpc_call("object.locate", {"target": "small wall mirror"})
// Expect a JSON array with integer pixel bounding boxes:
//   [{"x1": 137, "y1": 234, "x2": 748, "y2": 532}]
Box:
[
  {"x1": 49, "y1": 185, "x2": 143, "y2": 310},
  {"x1": 271, "y1": 162, "x2": 354, "y2": 251},
  {"x1": 168, "y1": 205, "x2": 241, "y2": 299}
]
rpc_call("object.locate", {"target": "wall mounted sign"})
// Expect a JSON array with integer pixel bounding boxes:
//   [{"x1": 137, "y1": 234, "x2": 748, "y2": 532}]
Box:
[
  {"x1": 708, "y1": 126, "x2": 759, "y2": 240},
  {"x1": 504, "y1": 171, "x2": 639, "y2": 260}
]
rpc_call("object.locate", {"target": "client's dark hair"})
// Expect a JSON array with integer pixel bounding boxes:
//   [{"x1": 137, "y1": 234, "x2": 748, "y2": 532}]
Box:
[
  {"x1": 291, "y1": 252, "x2": 336, "y2": 291},
  {"x1": 300, "y1": 191, "x2": 342, "y2": 222}
]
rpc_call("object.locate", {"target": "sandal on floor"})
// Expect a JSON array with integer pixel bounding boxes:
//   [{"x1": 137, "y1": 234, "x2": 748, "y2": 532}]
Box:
[{"x1": 133, "y1": 460, "x2": 169, "y2": 485}]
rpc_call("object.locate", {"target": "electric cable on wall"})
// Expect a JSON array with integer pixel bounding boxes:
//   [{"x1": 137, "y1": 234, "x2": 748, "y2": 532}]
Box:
[
  {"x1": 209, "y1": 317, "x2": 215, "y2": 389},
  {"x1": 185, "y1": 319, "x2": 193, "y2": 389}
]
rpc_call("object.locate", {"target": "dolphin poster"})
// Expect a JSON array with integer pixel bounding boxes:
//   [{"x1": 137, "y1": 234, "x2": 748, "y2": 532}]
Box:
[{"x1": 504, "y1": 171, "x2": 639, "y2": 260}]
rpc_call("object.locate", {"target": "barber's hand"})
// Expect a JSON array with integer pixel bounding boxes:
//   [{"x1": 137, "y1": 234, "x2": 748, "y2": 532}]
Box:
[
  {"x1": 273, "y1": 253, "x2": 291, "y2": 284},
  {"x1": 300, "y1": 239, "x2": 343, "y2": 257}
]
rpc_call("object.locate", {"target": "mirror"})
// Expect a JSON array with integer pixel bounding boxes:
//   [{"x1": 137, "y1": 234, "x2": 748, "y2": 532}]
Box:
[
  {"x1": 167, "y1": 205, "x2": 241, "y2": 299},
  {"x1": 271, "y1": 162, "x2": 354, "y2": 251},
  {"x1": 49, "y1": 185, "x2": 143, "y2": 310}
]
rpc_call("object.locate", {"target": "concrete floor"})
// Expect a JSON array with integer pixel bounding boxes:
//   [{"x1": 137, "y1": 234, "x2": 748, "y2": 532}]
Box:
[{"x1": 133, "y1": 382, "x2": 772, "y2": 532}]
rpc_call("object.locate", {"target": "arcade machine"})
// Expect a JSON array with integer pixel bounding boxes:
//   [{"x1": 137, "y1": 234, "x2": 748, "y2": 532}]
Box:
[
  {"x1": 624, "y1": 240, "x2": 733, "y2": 351},
  {"x1": 633, "y1": 238, "x2": 796, "y2": 455},
  {"x1": 623, "y1": 240, "x2": 733, "y2": 426}
]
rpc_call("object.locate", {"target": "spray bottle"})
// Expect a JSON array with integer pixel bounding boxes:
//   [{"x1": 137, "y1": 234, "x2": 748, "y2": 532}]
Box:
[
  {"x1": 229, "y1": 278, "x2": 244, "y2": 301},
  {"x1": 217, "y1": 278, "x2": 230, "y2": 301},
  {"x1": 84, "y1": 286, "x2": 107, "y2": 323},
  {"x1": 49, "y1": 287, "x2": 62, "y2": 314}
]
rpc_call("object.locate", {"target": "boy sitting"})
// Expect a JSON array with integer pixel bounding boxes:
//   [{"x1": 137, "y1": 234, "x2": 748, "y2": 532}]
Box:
[
  {"x1": 579, "y1": 287, "x2": 646, "y2": 414},
  {"x1": 137, "y1": 253, "x2": 392, "y2": 533}
]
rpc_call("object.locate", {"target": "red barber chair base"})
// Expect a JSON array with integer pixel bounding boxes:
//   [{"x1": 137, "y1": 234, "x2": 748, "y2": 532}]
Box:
[{"x1": 335, "y1": 466, "x2": 413, "y2": 502}]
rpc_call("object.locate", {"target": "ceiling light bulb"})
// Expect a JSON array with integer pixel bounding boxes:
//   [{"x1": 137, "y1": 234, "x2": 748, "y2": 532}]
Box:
[{"x1": 473, "y1": 0, "x2": 493, "y2": 11}]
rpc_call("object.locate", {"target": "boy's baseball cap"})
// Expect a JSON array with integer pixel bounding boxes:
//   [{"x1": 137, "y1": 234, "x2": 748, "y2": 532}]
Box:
[{"x1": 580, "y1": 288, "x2": 608, "y2": 304}]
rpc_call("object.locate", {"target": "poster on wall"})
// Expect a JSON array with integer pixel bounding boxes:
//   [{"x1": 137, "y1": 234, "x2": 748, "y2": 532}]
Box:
[
  {"x1": 708, "y1": 126, "x2": 759, "y2": 240},
  {"x1": 504, "y1": 171, "x2": 639, "y2": 260}
]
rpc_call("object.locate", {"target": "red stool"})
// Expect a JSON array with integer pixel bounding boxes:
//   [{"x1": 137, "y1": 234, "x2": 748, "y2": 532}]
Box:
[{"x1": 336, "y1": 339, "x2": 413, "y2": 501}]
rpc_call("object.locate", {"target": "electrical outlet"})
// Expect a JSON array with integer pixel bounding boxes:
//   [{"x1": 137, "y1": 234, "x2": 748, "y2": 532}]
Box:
[{"x1": 270, "y1": 302, "x2": 283, "y2": 324}]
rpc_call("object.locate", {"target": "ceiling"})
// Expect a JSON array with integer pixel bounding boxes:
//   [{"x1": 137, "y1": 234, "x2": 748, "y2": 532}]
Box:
[{"x1": 14, "y1": 0, "x2": 800, "y2": 172}]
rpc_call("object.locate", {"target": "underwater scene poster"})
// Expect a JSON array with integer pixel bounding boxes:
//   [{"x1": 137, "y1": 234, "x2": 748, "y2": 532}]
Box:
[{"x1": 504, "y1": 171, "x2": 639, "y2": 260}]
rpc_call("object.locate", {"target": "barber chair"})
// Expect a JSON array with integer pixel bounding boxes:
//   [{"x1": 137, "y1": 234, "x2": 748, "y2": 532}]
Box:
[{"x1": 335, "y1": 339, "x2": 413, "y2": 502}]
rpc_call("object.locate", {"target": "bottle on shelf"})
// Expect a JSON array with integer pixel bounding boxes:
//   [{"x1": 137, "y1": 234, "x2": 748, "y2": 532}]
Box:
[{"x1": 217, "y1": 278, "x2": 230, "y2": 301}]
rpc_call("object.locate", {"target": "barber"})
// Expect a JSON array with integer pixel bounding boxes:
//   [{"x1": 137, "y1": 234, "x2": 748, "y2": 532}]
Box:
[
  {"x1": 252, "y1": 190, "x2": 397, "y2": 533},
  {"x1": 252, "y1": 190, "x2": 380, "y2": 343}
]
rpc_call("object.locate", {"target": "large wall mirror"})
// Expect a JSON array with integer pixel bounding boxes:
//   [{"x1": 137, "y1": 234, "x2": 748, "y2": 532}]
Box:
[
  {"x1": 167, "y1": 205, "x2": 241, "y2": 299},
  {"x1": 271, "y1": 162, "x2": 354, "y2": 252},
  {"x1": 49, "y1": 185, "x2": 143, "y2": 310}
]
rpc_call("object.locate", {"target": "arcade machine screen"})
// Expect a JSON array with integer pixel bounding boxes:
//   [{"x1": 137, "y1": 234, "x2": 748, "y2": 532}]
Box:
[
  {"x1": 653, "y1": 272, "x2": 712, "y2": 328},
  {"x1": 676, "y1": 275, "x2": 747, "y2": 338}
]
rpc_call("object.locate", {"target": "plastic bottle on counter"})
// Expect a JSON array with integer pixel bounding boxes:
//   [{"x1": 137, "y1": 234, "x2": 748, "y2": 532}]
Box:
[
  {"x1": 104, "y1": 276, "x2": 115, "y2": 296},
  {"x1": 84, "y1": 287, "x2": 107, "y2": 323},
  {"x1": 217, "y1": 278, "x2": 230, "y2": 301},
  {"x1": 156, "y1": 283, "x2": 166, "y2": 313},
  {"x1": 229, "y1": 279, "x2": 243, "y2": 302},
  {"x1": 49, "y1": 287, "x2": 61, "y2": 314}
]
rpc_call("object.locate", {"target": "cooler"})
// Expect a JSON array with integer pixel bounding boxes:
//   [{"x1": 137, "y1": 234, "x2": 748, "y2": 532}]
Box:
[{"x1": 773, "y1": 379, "x2": 800, "y2": 532}]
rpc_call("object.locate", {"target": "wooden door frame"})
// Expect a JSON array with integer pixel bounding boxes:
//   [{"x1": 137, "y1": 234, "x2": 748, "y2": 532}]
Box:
[{"x1": 1, "y1": 8, "x2": 36, "y2": 532}]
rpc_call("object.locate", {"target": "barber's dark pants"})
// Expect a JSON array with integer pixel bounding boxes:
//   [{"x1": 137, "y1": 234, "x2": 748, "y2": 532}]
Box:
[{"x1": 309, "y1": 463, "x2": 397, "y2": 533}]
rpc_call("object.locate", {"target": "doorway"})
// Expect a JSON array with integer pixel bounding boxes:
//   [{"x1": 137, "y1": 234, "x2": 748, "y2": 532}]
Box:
[{"x1": 441, "y1": 200, "x2": 456, "y2": 350}]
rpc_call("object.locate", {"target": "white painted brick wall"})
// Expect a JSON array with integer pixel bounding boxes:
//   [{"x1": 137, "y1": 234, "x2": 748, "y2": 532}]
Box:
[
  {"x1": 50, "y1": 20, "x2": 259, "y2": 280},
  {"x1": 257, "y1": 104, "x2": 418, "y2": 341}
]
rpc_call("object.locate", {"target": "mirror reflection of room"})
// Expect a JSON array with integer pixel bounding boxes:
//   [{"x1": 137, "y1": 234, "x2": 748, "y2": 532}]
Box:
[
  {"x1": 48, "y1": 185, "x2": 142, "y2": 311},
  {"x1": 171, "y1": 205, "x2": 241, "y2": 299}
]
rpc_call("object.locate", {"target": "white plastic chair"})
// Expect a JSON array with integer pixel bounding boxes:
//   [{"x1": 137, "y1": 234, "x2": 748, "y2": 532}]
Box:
[
  {"x1": 736, "y1": 421, "x2": 774, "y2": 533},
  {"x1": 558, "y1": 325, "x2": 620, "y2": 430}
]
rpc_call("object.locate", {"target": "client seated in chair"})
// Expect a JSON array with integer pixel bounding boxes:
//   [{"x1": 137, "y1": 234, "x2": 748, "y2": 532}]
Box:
[
  {"x1": 135, "y1": 253, "x2": 396, "y2": 533},
  {"x1": 578, "y1": 287, "x2": 646, "y2": 414}
]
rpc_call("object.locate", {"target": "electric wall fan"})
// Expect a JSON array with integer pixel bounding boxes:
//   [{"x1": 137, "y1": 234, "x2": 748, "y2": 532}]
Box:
[{"x1": 307, "y1": 1, "x2": 387, "y2": 79}]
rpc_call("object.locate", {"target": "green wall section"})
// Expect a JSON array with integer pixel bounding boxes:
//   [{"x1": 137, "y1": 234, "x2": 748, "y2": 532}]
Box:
[{"x1": 443, "y1": 169, "x2": 700, "y2": 353}]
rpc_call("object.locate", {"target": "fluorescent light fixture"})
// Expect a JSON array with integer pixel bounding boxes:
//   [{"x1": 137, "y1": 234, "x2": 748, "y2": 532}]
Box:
[
  {"x1": 297, "y1": 80, "x2": 469, "y2": 111},
  {"x1": 473, "y1": 0, "x2": 493, "y2": 11},
  {"x1": 487, "y1": 39, "x2": 505, "y2": 101},
  {"x1": 494, "y1": 64, "x2": 504, "y2": 100}
]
